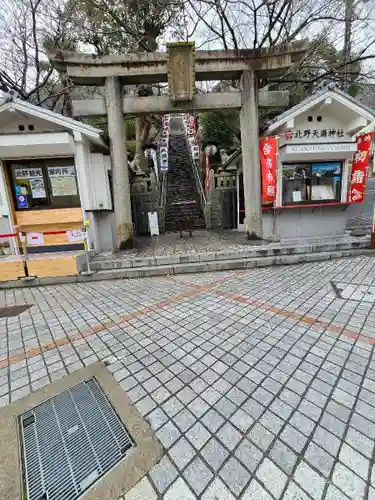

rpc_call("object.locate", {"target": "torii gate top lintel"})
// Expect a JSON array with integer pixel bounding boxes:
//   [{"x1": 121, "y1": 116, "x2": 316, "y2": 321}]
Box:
[{"x1": 49, "y1": 39, "x2": 308, "y2": 87}]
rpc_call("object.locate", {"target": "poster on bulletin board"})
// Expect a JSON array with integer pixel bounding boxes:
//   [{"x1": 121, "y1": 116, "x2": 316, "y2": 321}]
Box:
[{"x1": 16, "y1": 194, "x2": 28, "y2": 209}]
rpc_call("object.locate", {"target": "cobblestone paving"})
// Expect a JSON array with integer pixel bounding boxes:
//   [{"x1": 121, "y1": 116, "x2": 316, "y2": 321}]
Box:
[{"x1": 2, "y1": 257, "x2": 375, "y2": 499}]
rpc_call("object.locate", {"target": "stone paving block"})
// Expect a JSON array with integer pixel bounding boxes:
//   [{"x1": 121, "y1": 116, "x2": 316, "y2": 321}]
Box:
[
  {"x1": 269, "y1": 439, "x2": 298, "y2": 475},
  {"x1": 235, "y1": 438, "x2": 263, "y2": 472},
  {"x1": 173, "y1": 408, "x2": 196, "y2": 432},
  {"x1": 305, "y1": 441, "x2": 334, "y2": 477},
  {"x1": 156, "y1": 420, "x2": 181, "y2": 448},
  {"x1": 326, "y1": 400, "x2": 351, "y2": 423},
  {"x1": 320, "y1": 412, "x2": 346, "y2": 439},
  {"x1": 11, "y1": 385, "x2": 31, "y2": 402},
  {"x1": 248, "y1": 423, "x2": 274, "y2": 452},
  {"x1": 313, "y1": 426, "x2": 341, "y2": 456},
  {"x1": 183, "y1": 457, "x2": 214, "y2": 495},
  {"x1": 178, "y1": 387, "x2": 198, "y2": 405},
  {"x1": 339, "y1": 443, "x2": 370, "y2": 480},
  {"x1": 135, "y1": 395, "x2": 156, "y2": 416},
  {"x1": 188, "y1": 396, "x2": 210, "y2": 417},
  {"x1": 146, "y1": 408, "x2": 168, "y2": 431},
  {"x1": 350, "y1": 412, "x2": 375, "y2": 439},
  {"x1": 324, "y1": 484, "x2": 350, "y2": 500},
  {"x1": 164, "y1": 478, "x2": 196, "y2": 500},
  {"x1": 226, "y1": 386, "x2": 247, "y2": 406},
  {"x1": 242, "y1": 479, "x2": 273, "y2": 500},
  {"x1": 280, "y1": 425, "x2": 307, "y2": 453},
  {"x1": 162, "y1": 396, "x2": 184, "y2": 417},
  {"x1": 345, "y1": 426, "x2": 374, "y2": 459},
  {"x1": 229, "y1": 408, "x2": 254, "y2": 432},
  {"x1": 201, "y1": 408, "x2": 225, "y2": 432},
  {"x1": 217, "y1": 422, "x2": 242, "y2": 451},
  {"x1": 201, "y1": 437, "x2": 229, "y2": 471},
  {"x1": 256, "y1": 457, "x2": 288, "y2": 498},
  {"x1": 201, "y1": 478, "x2": 235, "y2": 500},
  {"x1": 242, "y1": 398, "x2": 265, "y2": 419},
  {"x1": 219, "y1": 457, "x2": 251, "y2": 496},
  {"x1": 167, "y1": 438, "x2": 195, "y2": 473},
  {"x1": 356, "y1": 398, "x2": 375, "y2": 421},
  {"x1": 149, "y1": 456, "x2": 178, "y2": 494},
  {"x1": 294, "y1": 461, "x2": 326, "y2": 500},
  {"x1": 298, "y1": 398, "x2": 322, "y2": 421},
  {"x1": 214, "y1": 396, "x2": 237, "y2": 418},
  {"x1": 270, "y1": 398, "x2": 294, "y2": 420},
  {"x1": 332, "y1": 462, "x2": 366, "y2": 500},
  {"x1": 185, "y1": 422, "x2": 211, "y2": 450}
]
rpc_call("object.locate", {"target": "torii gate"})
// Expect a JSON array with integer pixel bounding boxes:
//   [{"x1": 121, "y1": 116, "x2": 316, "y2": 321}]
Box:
[{"x1": 49, "y1": 41, "x2": 308, "y2": 249}]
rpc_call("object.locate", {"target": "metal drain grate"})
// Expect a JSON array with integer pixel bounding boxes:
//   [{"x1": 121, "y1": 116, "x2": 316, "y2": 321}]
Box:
[
  {"x1": 0, "y1": 304, "x2": 32, "y2": 318},
  {"x1": 21, "y1": 378, "x2": 133, "y2": 500}
]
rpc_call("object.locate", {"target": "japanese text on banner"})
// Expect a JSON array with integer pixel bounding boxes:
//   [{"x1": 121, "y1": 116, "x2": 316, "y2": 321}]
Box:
[
  {"x1": 348, "y1": 133, "x2": 373, "y2": 204},
  {"x1": 260, "y1": 137, "x2": 278, "y2": 203}
]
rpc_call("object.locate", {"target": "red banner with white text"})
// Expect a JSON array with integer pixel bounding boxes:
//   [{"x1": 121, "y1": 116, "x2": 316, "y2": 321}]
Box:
[
  {"x1": 348, "y1": 133, "x2": 373, "y2": 203},
  {"x1": 260, "y1": 137, "x2": 278, "y2": 204}
]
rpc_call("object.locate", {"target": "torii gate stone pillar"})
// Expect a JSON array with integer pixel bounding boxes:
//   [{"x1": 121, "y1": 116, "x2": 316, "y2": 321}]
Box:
[
  {"x1": 240, "y1": 70, "x2": 262, "y2": 239},
  {"x1": 105, "y1": 76, "x2": 133, "y2": 249}
]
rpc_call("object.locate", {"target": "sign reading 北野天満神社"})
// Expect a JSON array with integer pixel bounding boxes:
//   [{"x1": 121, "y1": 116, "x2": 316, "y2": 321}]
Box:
[{"x1": 286, "y1": 128, "x2": 345, "y2": 140}]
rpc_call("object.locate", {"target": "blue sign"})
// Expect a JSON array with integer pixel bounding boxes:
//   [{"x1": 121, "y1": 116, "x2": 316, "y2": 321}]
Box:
[{"x1": 16, "y1": 194, "x2": 28, "y2": 209}]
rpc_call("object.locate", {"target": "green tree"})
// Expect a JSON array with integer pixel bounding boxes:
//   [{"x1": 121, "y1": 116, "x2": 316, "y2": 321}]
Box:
[{"x1": 200, "y1": 112, "x2": 236, "y2": 149}]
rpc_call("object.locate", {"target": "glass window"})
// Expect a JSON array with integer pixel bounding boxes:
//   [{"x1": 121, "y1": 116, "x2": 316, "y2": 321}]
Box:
[
  {"x1": 282, "y1": 161, "x2": 342, "y2": 205},
  {"x1": 10, "y1": 159, "x2": 80, "y2": 210},
  {"x1": 46, "y1": 161, "x2": 80, "y2": 208}
]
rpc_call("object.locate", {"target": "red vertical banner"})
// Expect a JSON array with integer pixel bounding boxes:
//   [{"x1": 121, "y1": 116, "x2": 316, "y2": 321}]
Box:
[
  {"x1": 260, "y1": 137, "x2": 278, "y2": 204},
  {"x1": 348, "y1": 133, "x2": 373, "y2": 203}
]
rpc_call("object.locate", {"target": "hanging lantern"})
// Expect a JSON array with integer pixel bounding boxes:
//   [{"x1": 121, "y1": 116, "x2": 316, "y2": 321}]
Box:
[{"x1": 205, "y1": 145, "x2": 217, "y2": 156}]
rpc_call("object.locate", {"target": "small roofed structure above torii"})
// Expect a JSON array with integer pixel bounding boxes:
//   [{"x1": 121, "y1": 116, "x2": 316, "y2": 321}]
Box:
[{"x1": 49, "y1": 40, "x2": 308, "y2": 248}]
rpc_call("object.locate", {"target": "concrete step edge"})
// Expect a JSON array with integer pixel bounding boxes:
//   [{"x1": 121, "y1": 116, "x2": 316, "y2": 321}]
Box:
[
  {"x1": 91, "y1": 240, "x2": 372, "y2": 270},
  {"x1": 1, "y1": 248, "x2": 373, "y2": 289}
]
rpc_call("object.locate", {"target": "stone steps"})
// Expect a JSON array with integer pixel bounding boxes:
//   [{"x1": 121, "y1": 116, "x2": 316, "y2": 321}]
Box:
[
  {"x1": 1, "y1": 242, "x2": 372, "y2": 289},
  {"x1": 165, "y1": 130, "x2": 206, "y2": 232},
  {"x1": 91, "y1": 238, "x2": 372, "y2": 271}
]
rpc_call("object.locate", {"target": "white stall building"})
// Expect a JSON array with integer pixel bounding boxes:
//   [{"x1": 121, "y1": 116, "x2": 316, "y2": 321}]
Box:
[
  {"x1": 0, "y1": 95, "x2": 116, "y2": 254},
  {"x1": 226, "y1": 86, "x2": 375, "y2": 239}
]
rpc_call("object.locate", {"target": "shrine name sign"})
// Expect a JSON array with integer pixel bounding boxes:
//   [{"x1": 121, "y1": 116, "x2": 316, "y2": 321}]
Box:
[{"x1": 286, "y1": 143, "x2": 357, "y2": 155}]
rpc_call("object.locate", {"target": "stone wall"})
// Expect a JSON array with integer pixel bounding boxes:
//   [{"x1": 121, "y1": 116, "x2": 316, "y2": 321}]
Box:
[
  {"x1": 131, "y1": 175, "x2": 161, "y2": 235},
  {"x1": 207, "y1": 170, "x2": 238, "y2": 229}
]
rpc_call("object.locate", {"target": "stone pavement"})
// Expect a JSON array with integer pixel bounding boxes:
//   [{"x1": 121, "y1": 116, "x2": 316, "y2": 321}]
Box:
[
  {"x1": 93, "y1": 230, "x2": 358, "y2": 261},
  {"x1": 2, "y1": 256, "x2": 375, "y2": 499}
]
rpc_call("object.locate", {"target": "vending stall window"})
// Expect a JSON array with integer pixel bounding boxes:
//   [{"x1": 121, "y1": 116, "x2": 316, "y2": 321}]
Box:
[
  {"x1": 10, "y1": 159, "x2": 80, "y2": 210},
  {"x1": 282, "y1": 161, "x2": 342, "y2": 205}
]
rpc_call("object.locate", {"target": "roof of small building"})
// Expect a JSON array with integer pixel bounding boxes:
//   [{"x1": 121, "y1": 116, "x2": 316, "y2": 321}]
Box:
[
  {"x1": 222, "y1": 84, "x2": 375, "y2": 169},
  {"x1": 0, "y1": 93, "x2": 108, "y2": 147}
]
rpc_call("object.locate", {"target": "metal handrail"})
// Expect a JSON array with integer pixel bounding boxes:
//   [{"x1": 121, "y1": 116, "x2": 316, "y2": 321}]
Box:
[
  {"x1": 159, "y1": 172, "x2": 167, "y2": 207},
  {"x1": 184, "y1": 135, "x2": 207, "y2": 206}
]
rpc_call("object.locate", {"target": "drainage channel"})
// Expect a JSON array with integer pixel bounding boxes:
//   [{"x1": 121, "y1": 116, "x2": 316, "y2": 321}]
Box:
[{"x1": 20, "y1": 378, "x2": 133, "y2": 500}]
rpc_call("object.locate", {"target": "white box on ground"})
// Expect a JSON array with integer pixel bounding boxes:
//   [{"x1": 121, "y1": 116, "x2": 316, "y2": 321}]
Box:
[{"x1": 148, "y1": 212, "x2": 159, "y2": 236}]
